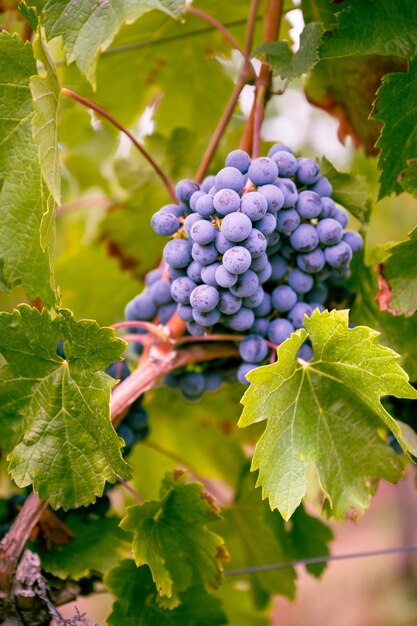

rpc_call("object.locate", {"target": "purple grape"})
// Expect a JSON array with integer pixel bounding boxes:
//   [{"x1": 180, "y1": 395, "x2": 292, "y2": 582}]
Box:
[
  {"x1": 186, "y1": 320, "x2": 206, "y2": 336},
  {"x1": 243, "y1": 286, "x2": 265, "y2": 309},
  {"x1": 201, "y1": 262, "x2": 221, "y2": 286},
  {"x1": 215, "y1": 167, "x2": 245, "y2": 193},
  {"x1": 324, "y1": 241, "x2": 353, "y2": 268},
  {"x1": 193, "y1": 307, "x2": 221, "y2": 327},
  {"x1": 237, "y1": 362, "x2": 257, "y2": 385},
  {"x1": 145, "y1": 268, "x2": 163, "y2": 286},
  {"x1": 187, "y1": 260, "x2": 203, "y2": 283},
  {"x1": 227, "y1": 307, "x2": 255, "y2": 331},
  {"x1": 201, "y1": 175, "x2": 216, "y2": 193},
  {"x1": 221, "y1": 212, "x2": 252, "y2": 242},
  {"x1": 151, "y1": 211, "x2": 179, "y2": 236},
  {"x1": 243, "y1": 229, "x2": 267, "y2": 258},
  {"x1": 160, "y1": 203, "x2": 184, "y2": 218},
  {"x1": 215, "y1": 265, "x2": 238, "y2": 288},
  {"x1": 177, "y1": 304, "x2": 193, "y2": 321},
  {"x1": 258, "y1": 184, "x2": 285, "y2": 213},
  {"x1": 288, "y1": 268, "x2": 314, "y2": 294},
  {"x1": 241, "y1": 191, "x2": 268, "y2": 221},
  {"x1": 218, "y1": 290, "x2": 242, "y2": 315},
  {"x1": 213, "y1": 188, "x2": 241, "y2": 216},
  {"x1": 223, "y1": 246, "x2": 252, "y2": 274},
  {"x1": 189, "y1": 190, "x2": 206, "y2": 211},
  {"x1": 171, "y1": 277, "x2": 197, "y2": 304},
  {"x1": 250, "y1": 252, "x2": 269, "y2": 272},
  {"x1": 183, "y1": 213, "x2": 201, "y2": 237},
  {"x1": 271, "y1": 285, "x2": 297, "y2": 312},
  {"x1": 276, "y1": 209, "x2": 301, "y2": 235},
  {"x1": 257, "y1": 212, "x2": 277, "y2": 235},
  {"x1": 317, "y1": 217, "x2": 343, "y2": 246},
  {"x1": 343, "y1": 230, "x2": 364, "y2": 253},
  {"x1": 230, "y1": 270, "x2": 259, "y2": 297},
  {"x1": 296, "y1": 248, "x2": 326, "y2": 274},
  {"x1": 215, "y1": 231, "x2": 234, "y2": 254},
  {"x1": 158, "y1": 302, "x2": 177, "y2": 324},
  {"x1": 239, "y1": 335, "x2": 268, "y2": 363},
  {"x1": 254, "y1": 292, "x2": 272, "y2": 317},
  {"x1": 269, "y1": 255, "x2": 288, "y2": 281},
  {"x1": 257, "y1": 263, "x2": 272, "y2": 283},
  {"x1": 179, "y1": 372, "x2": 205, "y2": 399},
  {"x1": 205, "y1": 372, "x2": 223, "y2": 392},
  {"x1": 208, "y1": 186, "x2": 219, "y2": 197},
  {"x1": 190, "y1": 220, "x2": 217, "y2": 245},
  {"x1": 271, "y1": 151, "x2": 298, "y2": 177},
  {"x1": 296, "y1": 191, "x2": 322, "y2": 219},
  {"x1": 309, "y1": 176, "x2": 332, "y2": 197},
  {"x1": 333, "y1": 207, "x2": 349, "y2": 228},
  {"x1": 320, "y1": 197, "x2": 336, "y2": 218},
  {"x1": 288, "y1": 302, "x2": 312, "y2": 328},
  {"x1": 148, "y1": 278, "x2": 172, "y2": 304},
  {"x1": 190, "y1": 284, "x2": 219, "y2": 312},
  {"x1": 251, "y1": 318, "x2": 270, "y2": 337},
  {"x1": 290, "y1": 224, "x2": 319, "y2": 252},
  {"x1": 274, "y1": 179, "x2": 298, "y2": 207},
  {"x1": 267, "y1": 143, "x2": 293, "y2": 157},
  {"x1": 268, "y1": 318, "x2": 294, "y2": 345},
  {"x1": 248, "y1": 157, "x2": 278, "y2": 185},
  {"x1": 305, "y1": 283, "x2": 328, "y2": 304},
  {"x1": 195, "y1": 194, "x2": 215, "y2": 217},
  {"x1": 191, "y1": 242, "x2": 218, "y2": 266},
  {"x1": 296, "y1": 158, "x2": 320, "y2": 185},
  {"x1": 176, "y1": 179, "x2": 200, "y2": 203},
  {"x1": 298, "y1": 343, "x2": 314, "y2": 361},
  {"x1": 125, "y1": 293, "x2": 157, "y2": 321},
  {"x1": 225, "y1": 149, "x2": 251, "y2": 173},
  {"x1": 167, "y1": 266, "x2": 186, "y2": 280}
]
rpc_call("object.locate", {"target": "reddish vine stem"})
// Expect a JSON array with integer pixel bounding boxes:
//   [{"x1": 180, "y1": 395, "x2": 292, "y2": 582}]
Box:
[
  {"x1": 61, "y1": 88, "x2": 177, "y2": 203},
  {"x1": 119, "y1": 479, "x2": 143, "y2": 505},
  {"x1": 186, "y1": 6, "x2": 248, "y2": 60}
]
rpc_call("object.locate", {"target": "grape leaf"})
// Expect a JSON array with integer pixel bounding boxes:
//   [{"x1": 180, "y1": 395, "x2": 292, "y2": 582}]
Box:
[
  {"x1": 239, "y1": 309, "x2": 417, "y2": 520},
  {"x1": 253, "y1": 23, "x2": 324, "y2": 80},
  {"x1": 349, "y1": 255, "x2": 417, "y2": 381},
  {"x1": 305, "y1": 55, "x2": 405, "y2": 156},
  {"x1": 43, "y1": 0, "x2": 186, "y2": 85},
  {"x1": 213, "y1": 579, "x2": 269, "y2": 626},
  {"x1": 318, "y1": 158, "x2": 372, "y2": 223},
  {"x1": 105, "y1": 560, "x2": 227, "y2": 626},
  {"x1": 0, "y1": 305, "x2": 130, "y2": 509},
  {"x1": 38, "y1": 514, "x2": 130, "y2": 579},
  {"x1": 30, "y1": 36, "x2": 61, "y2": 204},
  {"x1": 215, "y1": 468, "x2": 332, "y2": 606},
  {"x1": 0, "y1": 33, "x2": 56, "y2": 306},
  {"x1": 398, "y1": 158, "x2": 417, "y2": 198},
  {"x1": 320, "y1": 0, "x2": 417, "y2": 59},
  {"x1": 372, "y1": 58, "x2": 417, "y2": 198},
  {"x1": 120, "y1": 471, "x2": 228, "y2": 608},
  {"x1": 301, "y1": 0, "x2": 338, "y2": 29},
  {"x1": 376, "y1": 227, "x2": 417, "y2": 317}
]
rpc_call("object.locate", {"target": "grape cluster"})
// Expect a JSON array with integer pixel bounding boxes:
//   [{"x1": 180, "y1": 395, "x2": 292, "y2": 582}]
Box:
[{"x1": 125, "y1": 143, "x2": 363, "y2": 390}]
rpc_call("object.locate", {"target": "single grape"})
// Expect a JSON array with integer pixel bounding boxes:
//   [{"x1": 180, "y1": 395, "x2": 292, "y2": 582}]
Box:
[
  {"x1": 305, "y1": 283, "x2": 328, "y2": 304},
  {"x1": 296, "y1": 158, "x2": 320, "y2": 185},
  {"x1": 215, "y1": 166, "x2": 245, "y2": 193},
  {"x1": 237, "y1": 362, "x2": 257, "y2": 385},
  {"x1": 190, "y1": 284, "x2": 219, "y2": 312},
  {"x1": 171, "y1": 277, "x2": 197, "y2": 304},
  {"x1": 309, "y1": 176, "x2": 332, "y2": 197},
  {"x1": 298, "y1": 343, "x2": 314, "y2": 361},
  {"x1": 189, "y1": 190, "x2": 206, "y2": 211},
  {"x1": 333, "y1": 207, "x2": 349, "y2": 228},
  {"x1": 191, "y1": 242, "x2": 219, "y2": 266},
  {"x1": 176, "y1": 179, "x2": 200, "y2": 203},
  {"x1": 230, "y1": 270, "x2": 259, "y2": 297},
  {"x1": 158, "y1": 303, "x2": 177, "y2": 324},
  {"x1": 320, "y1": 197, "x2": 336, "y2": 218},
  {"x1": 163, "y1": 239, "x2": 193, "y2": 269},
  {"x1": 218, "y1": 290, "x2": 242, "y2": 314},
  {"x1": 239, "y1": 335, "x2": 268, "y2": 363},
  {"x1": 195, "y1": 194, "x2": 215, "y2": 218},
  {"x1": 215, "y1": 231, "x2": 234, "y2": 254},
  {"x1": 184, "y1": 213, "x2": 203, "y2": 237},
  {"x1": 324, "y1": 241, "x2": 353, "y2": 268},
  {"x1": 179, "y1": 372, "x2": 205, "y2": 400},
  {"x1": 240, "y1": 191, "x2": 268, "y2": 221},
  {"x1": 243, "y1": 286, "x2": 265, "y2": 309},
  {"x1": 288, "y1": 268, "x2": 314, "y2": 294},
  {"x1": 251, "y1": 318, "x2": 270, "y2": 337},
  {"x1": 274, "y1": 179, "x2": 298, "y2": 207},
  {"x1": 267, "y1": 143, "x2": 293, "y2": 157},
  {"x1": 208, "y1": 186, "x2": 219, "y2": 197},
  {"x1": 187, "y1": 260, "x2": 203, "y2": 283},
  {"x1": 288, "y1": 302, "x2": 312, "y2": 328},
  {"x1": 267, "y1": 231, "x2": 281, "y2": 248},
  {"x1": 227, "y1": 307, "x2": 255, "y2": 331},
  {"x1": 167, "y1": 266, "x2": 186, "y2": 280},
  {"x1": 160, "y1": 203, "x2": 184, "y2": 218},
  {"x1": 296, "y1": 248, "x2": 326, "y2": 274},
  {"x1": 243, "y1": 229, "x2": 267, "y2": 258},
  {"x1": 193, "y1": 307, "x2": 221, "y2": 327},
  {"x1": 316, "y1": 218, "x2": 343, "y2": 246},
  {"x1": 276, "y1": 209, "x2": 300, "y2": 235},
  {"x1": 258, "y1": 184, "x2": 285, "y2": 213},
  {"x1": 254, "y1": 292, "x2": 272, "y2": 317},
  {"x1": 268, "y1": 318, "x2": 295, "y2": 345},
  {"x1": 205, "y1": 371, "x2": 223, "y2": 392},
  {"x1": 125, "y1": 293, "x2": 157, "y2": 321},
  {"x1": 177, "y1": 303, "x2": 194, "y2": 321},
  {"x1": 145, "y1": 268, "x2": 163, "y2": 286},
  {"x1": 225, "y1": 149, "x2": 251, "y2": 173},
  {"x1": 223, "y1": 246, "x2": 252, "y2": 274},
  {"x1": 201, "y1": 262, "x2": 221, "y2": 286},
  {"x1": 270, "y1": 150, "x2": 298, "y2": 177},
  {"x1": 250, "y1": 252, "x2": 269, "y2": 272},
  {"x1": 257, "y1": 263, "x2": 272, "y2": 284},
  {"x1": 269, "y1": 255, "x2": 288, "y2": 281},
  {"x1": 248, "y1": 157, "x2": 278, "y2": 185},
  {"x1": 118, "y1": 424, "x2": 135, "y2": 448},
  {"x1": 290, "y1": 224, "x2": 319, "y2": 252},
  {"x1": 296, "y1": 191, "x2": 322, "y2": 219},
  {"x1": 215, "y1": 264, "x2": 238, "y2": 288},
  {"x1": 342, "y1": 230, "x2": 364, "y2": 253},
  {"x1": 271, "y1": 285, "x2": 298, "y2": 312},
  {"x1": 190, "y1": 220, "x2": 217, "y2": 245},
  {"x1": 186, "y1": 320, "x2": 206, "y2": 336},
  {"x1": 151, "y1": 210, "x2": 180, "y2": 236},
  {"x1": 221, "y1": 212, "x2": 252, "y2": 242},
  {"x1": 213, "y1": 188, "x2": 241, "y2": 216},
  {"x1": 201, "y1": 175, "x2": 216, "y2": 193},
  {"x1": 257, "y1": 212, "x2": 277, "y2": 235},
  {"x1": 148, "y1": 278, "x2": 173, "y2": 305}
]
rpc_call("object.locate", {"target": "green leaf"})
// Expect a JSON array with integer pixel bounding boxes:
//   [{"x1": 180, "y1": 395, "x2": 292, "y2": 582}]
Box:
[
  {"x1": 320, "y1": 0, "x2": 417, "y2": 59},
  {"x1": 44, "y1": 0, "x2": 186, "y2": 85},
  {"x1": 39, "y1": 514, "x2": 130, "y2": 579},
  {"x1": 398, "y1": 158, "x2": 417, "y2": 198},
  {"x1": 215, "y1": 468, "x2": 332, "y2": 605},
  {"x1": 105, "y1": 560, "x2": 227, "y2": 626},
  {"x1": 301, "y1": 0, "x2": 338, "y2": 29},
  {"x1": 253, "y1": 23, "x2": 324, "y2": 80},
  {"x1": 120, "y1": 471, "x2": 228, "y2": 607},
  {"x1": 30, "y1": 36, "x2": 61, "y2": 204},
  {"x1": 372, "y1": 58, "x2": 417, "y2": 198},
  {"x1": 213, "y1": 579, "x2": 269, "y2": 626},
  {"x1": 305, "y1": 55, "x2": 405, "y2": 156},
  {"x1": 377, "y1": 227, "x2": 417, "y2": 317},
  {"x1": 349, "y1": 255, "x2": 417, "y2": 381},
  {"x1": 318, "y1": 157, "x2": 372, "y2": 223},
  {"x1": 18, "y1": 1, "x2": 39, "y2": 30},
  {"x1": 0, "y1": 305, "x2": 130, "y2": 509},
  {"x1": 0, "y1": 33, "x2": 56, "y2": 306},
  {"x1": 239, "y1": 309, "x2": 417, "y2": 520}
]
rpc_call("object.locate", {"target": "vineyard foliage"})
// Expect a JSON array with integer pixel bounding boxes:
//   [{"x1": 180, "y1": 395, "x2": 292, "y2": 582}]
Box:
[{"x1": 0, "y1": 0, "x2": 417, "y2": 624}]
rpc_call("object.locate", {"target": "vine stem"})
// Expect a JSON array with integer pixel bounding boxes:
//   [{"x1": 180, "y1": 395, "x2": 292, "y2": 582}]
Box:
[
  {"x1": 61, "y1": 88, "x2": 177, "y2": 203},
  {"x1": 119, "y1": 479, "x2": 143, "y2": 505},
  {"x1": 186, "y1": 6, "x2": 248, "y2": 60}
]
